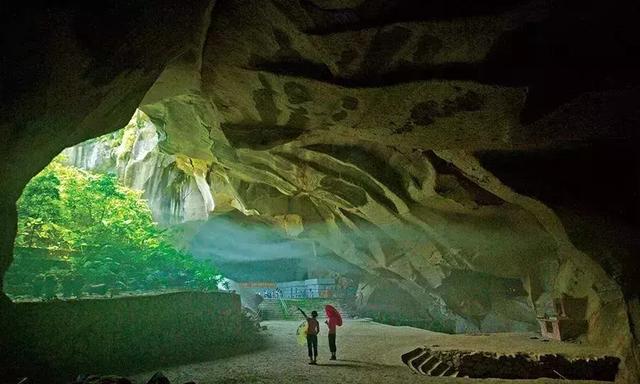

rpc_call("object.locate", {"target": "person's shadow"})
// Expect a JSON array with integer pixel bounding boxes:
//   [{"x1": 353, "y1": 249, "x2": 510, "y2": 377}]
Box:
[
  {"x1": 316, "y1": 359, "x2": 395, "y2": 369},
  {"x1": 316, "y1": 362, "x2": 362, "y2": 368}
]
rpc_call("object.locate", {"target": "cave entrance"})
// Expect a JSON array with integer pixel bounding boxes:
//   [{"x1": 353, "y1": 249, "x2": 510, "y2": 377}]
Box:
[{"x1": 3, "y1": 110, "x2": 222, "y2": 302}]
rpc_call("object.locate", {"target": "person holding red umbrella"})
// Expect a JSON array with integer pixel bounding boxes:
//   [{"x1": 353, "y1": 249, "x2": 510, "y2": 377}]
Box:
[{"x1": 324, "y1": 304, "x2": 342, "y2": 360}]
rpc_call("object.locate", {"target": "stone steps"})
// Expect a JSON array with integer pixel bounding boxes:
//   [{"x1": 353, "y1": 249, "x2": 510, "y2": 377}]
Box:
[
  {"x1": 258, "y1": 298, "x2": 355, "y2": 321},
  {"x1": 401, "y1": 347, "x2": 619, "y2": 381},
  {"x1": 401, "y1": 347, "x2": 459, "y2": 377},
  {"x1": 258, "y1": 299, "x2": 292, "y2": 320}
]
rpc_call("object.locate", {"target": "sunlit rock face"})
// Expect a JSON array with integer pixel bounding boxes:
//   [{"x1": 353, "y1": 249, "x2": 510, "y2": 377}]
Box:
[
  {"x1": 64, "y1": 111, "x2": 215, "y2": 225},
  {"x1": 2, "y1": 0, "x2": 640, "y2": 381}
]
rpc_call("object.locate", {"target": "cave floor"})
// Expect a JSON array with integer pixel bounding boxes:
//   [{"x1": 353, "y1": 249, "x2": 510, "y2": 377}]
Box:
[{"x1": 131, "y1": 320, "x2": 613, "y2": 383}]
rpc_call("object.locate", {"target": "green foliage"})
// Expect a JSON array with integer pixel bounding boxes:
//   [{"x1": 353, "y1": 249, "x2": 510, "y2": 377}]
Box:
[
  {"x1": 16, "y1": 170, "x2": 66, "y2": 249},
  {"x1": 8, "y1": 158, "x2": 222, "y2": 300}
]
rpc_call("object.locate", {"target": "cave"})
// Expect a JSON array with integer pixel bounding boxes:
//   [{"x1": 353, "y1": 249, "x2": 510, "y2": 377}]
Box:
[{"x1": 1, "y1": 0, "x2": 639, "y2": 383}]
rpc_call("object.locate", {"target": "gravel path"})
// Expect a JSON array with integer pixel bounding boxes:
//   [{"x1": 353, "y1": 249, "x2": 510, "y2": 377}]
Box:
[{"x1": 131, "y1": 320, "x2": 612, "y2": 384}]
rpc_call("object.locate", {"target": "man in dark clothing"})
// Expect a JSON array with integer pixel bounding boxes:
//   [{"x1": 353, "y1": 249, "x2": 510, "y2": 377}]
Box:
[{"x1": 297, "y1": 307, "x2": 319, "y2": 364}]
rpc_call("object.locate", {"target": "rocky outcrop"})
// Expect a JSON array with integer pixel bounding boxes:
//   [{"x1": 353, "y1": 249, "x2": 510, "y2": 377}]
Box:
[{"x1": 64, "y1": 111, "x2": 215, "y2": 224}]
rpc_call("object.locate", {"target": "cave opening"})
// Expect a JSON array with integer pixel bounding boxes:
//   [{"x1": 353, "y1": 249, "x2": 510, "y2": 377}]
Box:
[{"x1": 4, "y1": 110, "x2": 224, "y2": 302}]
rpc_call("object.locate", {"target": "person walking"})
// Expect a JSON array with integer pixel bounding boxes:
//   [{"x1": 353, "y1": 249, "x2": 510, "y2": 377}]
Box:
[
  {"x1": 297, "y1": 307, "x2": 319, "y2": 364},
  {"x1": 326, "y1": 316, "x2": 338, "y2": 360},
  {"x1": 324, "y1": 305, "x2": 342, "y2": 360}
]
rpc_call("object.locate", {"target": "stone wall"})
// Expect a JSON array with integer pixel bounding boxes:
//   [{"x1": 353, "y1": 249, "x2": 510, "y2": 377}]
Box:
[{"x1": 0, "y1": 291, "x2": 244, "y2": 382}]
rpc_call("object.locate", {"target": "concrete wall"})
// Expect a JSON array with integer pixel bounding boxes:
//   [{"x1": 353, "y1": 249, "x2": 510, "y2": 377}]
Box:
[
  {"x1": 277, "y1": 278, "x2": 336, "y2": 298},
  {"x1": 1, "y1": 291, "x2": 245, "y2": 381}
]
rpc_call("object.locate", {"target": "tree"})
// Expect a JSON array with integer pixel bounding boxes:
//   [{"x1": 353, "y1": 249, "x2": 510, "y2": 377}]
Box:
[
  {"x1": 8, "y1": 158, "x2": 222, "y2": 300},
  {"x1": 16, "y1": 170, "x2": 64, "y2": 248}
]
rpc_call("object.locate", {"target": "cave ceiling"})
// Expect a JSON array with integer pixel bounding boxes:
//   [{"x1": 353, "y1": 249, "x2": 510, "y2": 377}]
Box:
[{"x1": 129, "y1": 0, "x2": 639, "y2": 330}]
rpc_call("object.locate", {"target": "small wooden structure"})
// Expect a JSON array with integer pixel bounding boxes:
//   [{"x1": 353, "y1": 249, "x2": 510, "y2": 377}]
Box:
[{"x1": 538, "y1": 296, "x2": 588, "y2": 341}]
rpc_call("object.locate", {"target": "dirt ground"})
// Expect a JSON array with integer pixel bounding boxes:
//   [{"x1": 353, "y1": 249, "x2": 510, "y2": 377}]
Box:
[{"x1": 131, "y1": 320, "x2": 614, "y2": 384}]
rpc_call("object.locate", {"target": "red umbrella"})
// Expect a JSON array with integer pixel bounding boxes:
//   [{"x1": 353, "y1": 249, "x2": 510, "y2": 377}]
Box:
[{"x1": 325, "y1": 304, "x2": 342, "y2": 326}]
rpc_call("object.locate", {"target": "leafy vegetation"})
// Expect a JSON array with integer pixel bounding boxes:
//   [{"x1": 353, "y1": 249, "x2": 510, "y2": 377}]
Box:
[{"x1": 5, "y1": 157, "x2": 222, "y2": 300}]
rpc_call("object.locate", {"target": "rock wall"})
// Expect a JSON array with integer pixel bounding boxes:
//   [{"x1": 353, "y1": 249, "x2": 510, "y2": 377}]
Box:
[
  {"x1": 0, "y1": 291, "x2": 243, "y2": 382},
  {"x1": 64, "y1": 111, "x2": 215, "y2": 225}
]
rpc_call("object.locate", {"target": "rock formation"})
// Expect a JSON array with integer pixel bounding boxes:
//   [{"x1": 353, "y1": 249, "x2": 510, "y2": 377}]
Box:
[{"x1": 1, "y1": 0, "x2": 639, "y2": 382}]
